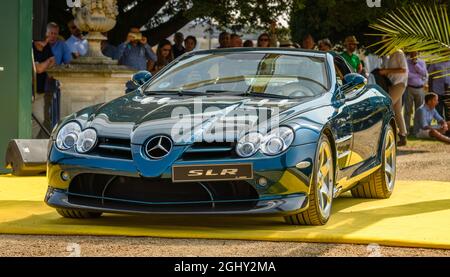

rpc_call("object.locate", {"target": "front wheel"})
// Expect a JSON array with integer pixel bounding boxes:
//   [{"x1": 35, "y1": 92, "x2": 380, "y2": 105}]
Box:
[
  {"x1": 351, "y1": 125, "x2": 396, "y2": 199},
  {"x1": 285, "y1": 135, "x2": 335, "y2": 226}
]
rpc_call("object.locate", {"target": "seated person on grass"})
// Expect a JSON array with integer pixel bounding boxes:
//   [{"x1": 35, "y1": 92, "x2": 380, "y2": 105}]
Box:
[{"x1": 414, "y1": 93, "x2": 450, "y2": 144}]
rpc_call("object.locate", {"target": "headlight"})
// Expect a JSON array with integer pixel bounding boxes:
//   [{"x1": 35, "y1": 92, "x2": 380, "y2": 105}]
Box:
[
  {"x1": 236, "y1": 127, "x2": 295, "y2": 157},
  {"x1": 56, "y1": 122, "x2": 98, "y2": 153},
  {"x1": 56, "y1": 122, "x2": 81, "y2": 150},
  {"x1": 76, "y1": 128, "x2": 98, "y2": 153},
  {"x1": 261, "y1": 127, "x2": 295, "y2": 156},
  {"x1": 236, "y1": 132, "x2": 263, "y2": 158}
]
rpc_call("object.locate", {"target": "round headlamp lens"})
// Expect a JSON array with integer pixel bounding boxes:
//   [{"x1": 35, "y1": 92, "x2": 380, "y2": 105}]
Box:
[
  {"x1": 264, "y1": 137, "x2": 284, "y2": 155},
  {"x1": 236, "y1": 133, "x2": 263, "y2": 158},
  {"x1": 56, "y1": 122, "x2": 82, "y2": 150},
  {"x1": 261, "y1": 127, "x2": 295, "y2": 156},
  {"x1": 63, "y1": 133, "x2": 78, "y2": 149},
  {"x1": 76, "y1": 129, "x2": 98, "y2": 153}
]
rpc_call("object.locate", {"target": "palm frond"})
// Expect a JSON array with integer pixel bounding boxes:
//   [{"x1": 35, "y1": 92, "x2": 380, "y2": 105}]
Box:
[{"x1": 368, "y1": 3, "x2": 450, "y2": 64}]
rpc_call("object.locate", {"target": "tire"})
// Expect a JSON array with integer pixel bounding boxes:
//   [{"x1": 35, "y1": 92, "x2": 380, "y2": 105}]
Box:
[
  {"x1": 56, "y1": 209, "x2": 103, "y2": 219},
  {"x1": 285, "y1": 135, "x2": 335, "y2": 226},
  {"x1": 351, "y1": 125, "x2": 396, "y2": 199}
]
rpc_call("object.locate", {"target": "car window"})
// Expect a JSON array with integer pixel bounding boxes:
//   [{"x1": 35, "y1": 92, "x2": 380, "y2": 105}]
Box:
[
  {"x1": 146, "y1": 52, "x2": 330, "y2": 98},
  {"x1": 334, "y1": 65, "x2": 345, "y2": 86},
  {"x1": 334, "y1": 56, "x2": 353, "y2": 87}
]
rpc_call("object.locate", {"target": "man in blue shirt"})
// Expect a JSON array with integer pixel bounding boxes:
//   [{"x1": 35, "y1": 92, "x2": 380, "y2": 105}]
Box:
[
  {"x1": 117, "y1": 27, "x2": 156, "y2": 71},
  {"x1": 46, "y1": 22, "x2": 72, "y2": 65},
  {"x1": 66, "y1": 20, "x2": 88, "y2": 58},
  {"x1": 414, "y1": 93, "x2": 450, "y2": 144},
  {"x1": 405, "y1": 51, "x2": 427, "y2": 133},
  {"x1": 428, "y1": 59, "x2": 450, "y2": 118}
]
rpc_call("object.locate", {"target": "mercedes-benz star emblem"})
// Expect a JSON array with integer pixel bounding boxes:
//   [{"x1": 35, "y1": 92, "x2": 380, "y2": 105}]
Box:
[{"x1": 145, "y1": 136, "x2": 173, "y2": 159}]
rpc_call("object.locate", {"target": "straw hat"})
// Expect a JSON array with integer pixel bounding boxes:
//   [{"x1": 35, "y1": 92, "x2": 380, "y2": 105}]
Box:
[{"x1": 279, "y1": 39, "x2": 294, "y2": 47}]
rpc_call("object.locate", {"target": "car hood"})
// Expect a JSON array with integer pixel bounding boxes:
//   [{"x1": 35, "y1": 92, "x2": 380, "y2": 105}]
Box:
[{"x1": 85, "y1": 93, "x2": 317, "y2": 145}]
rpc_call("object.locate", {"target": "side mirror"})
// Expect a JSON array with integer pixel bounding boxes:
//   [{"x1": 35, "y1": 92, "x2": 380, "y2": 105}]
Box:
[
  {"x1": 132, "y1": 70, "x2": 152, "y2": 86},
  {"x1": 126, "y1": 71, "x2": 152, "y2": 94},
  {"x1": 343, "y1": 73, "x2": 367, "y2": 88}
]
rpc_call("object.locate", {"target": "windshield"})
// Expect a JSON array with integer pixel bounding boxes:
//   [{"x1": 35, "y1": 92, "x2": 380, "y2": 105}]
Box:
[{"x1": 145, "y1": 51, "x2": 330, "y2": 98}]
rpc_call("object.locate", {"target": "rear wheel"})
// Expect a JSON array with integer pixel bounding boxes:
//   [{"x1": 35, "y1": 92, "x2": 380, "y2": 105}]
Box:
[
  {"x1": 56, "y1": 209, "x2": 103, "y2": 219},
  {"x1": 285, "y1": 135, "x2": 334, "y2": 226},
  {"x1": 351, "y1": 125, "x2": 396, "y2": 199}
]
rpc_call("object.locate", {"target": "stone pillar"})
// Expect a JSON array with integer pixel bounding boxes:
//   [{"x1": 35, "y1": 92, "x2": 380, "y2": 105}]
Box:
[
  {"x1": 49, "y1": 65, "x2": 134, "y2": 118},
  {"x1": 73, "y1": 0, "x2": 119, "y2": 65},
  {"x1": 48, "y1": 0, "x2": 136, "y2": 117}
]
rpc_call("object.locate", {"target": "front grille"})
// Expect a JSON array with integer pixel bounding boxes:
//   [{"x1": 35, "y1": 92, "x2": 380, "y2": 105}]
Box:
[
  {"x1": 182, "y1": 142, "x2": 237, "y2": 160},
  {"x1": 90, "y1": 137, "x2": 132, "y2": 160},
  {"x1": 67, "y1": 174, "x2": 258, "y2": 212}
]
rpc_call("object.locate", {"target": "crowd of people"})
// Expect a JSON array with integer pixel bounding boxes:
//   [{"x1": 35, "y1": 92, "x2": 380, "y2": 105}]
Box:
[{"x1": 32, "y1": 21, "x2": 450, "y2": 144}]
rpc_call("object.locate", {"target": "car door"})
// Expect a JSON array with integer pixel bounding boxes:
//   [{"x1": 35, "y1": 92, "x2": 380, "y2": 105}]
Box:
[
  {"x1": 332, "y1": 57, "x2": 354, "y2": 174},
  {"x1": 336, "y1": 57, "x2": 384, "y2": 166}
]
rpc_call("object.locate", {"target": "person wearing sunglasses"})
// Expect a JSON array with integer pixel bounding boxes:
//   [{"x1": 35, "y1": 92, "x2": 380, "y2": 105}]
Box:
[
  {"x1": 257, "y1": 33, "x2": 271, "y2": 48},
  {"x1": 65, "y1": 20, "x2": 88, "y2": 58}
]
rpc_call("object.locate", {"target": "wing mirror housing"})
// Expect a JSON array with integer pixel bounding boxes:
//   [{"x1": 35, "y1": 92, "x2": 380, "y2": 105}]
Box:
[
  {"x1": 126, "y1": 71, "x2": 152, "y2": 94},
  {"x1": 343, "y1": 73, "x2": 367, "y2": 89},
  {"x1": 341, "y1": 73, "x2": 368, "y2": 97},
  {"x1": 132, "y1": 70, "x2": 152, "y2": 86}
]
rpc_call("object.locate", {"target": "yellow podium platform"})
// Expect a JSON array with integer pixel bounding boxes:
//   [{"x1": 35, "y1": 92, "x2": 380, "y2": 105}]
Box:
[{"x1": 0, "y1": 175, "x2": 449, "y2": 249}]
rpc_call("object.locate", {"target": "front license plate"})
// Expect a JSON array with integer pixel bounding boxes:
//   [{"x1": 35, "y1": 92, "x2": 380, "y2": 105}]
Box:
[{"x1": 172, "y1": 164, "x2": 254, "y2": 183}]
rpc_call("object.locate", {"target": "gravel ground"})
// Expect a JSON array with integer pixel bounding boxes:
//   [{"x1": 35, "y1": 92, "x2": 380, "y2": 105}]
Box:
[
  {"x1": 0, "y1": 140, "x2": 449, "y2": 257},
  {"x1": 396, "y1": 139, "x2": 450, "y2": 182},
  {"x1": 1, "y1": 235, "x2": 449, "y2": 257}
]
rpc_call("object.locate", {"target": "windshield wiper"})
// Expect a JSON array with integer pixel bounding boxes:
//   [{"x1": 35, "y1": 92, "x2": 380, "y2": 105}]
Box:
[
  {"x1": 144, "y1": 91, "x2": 179, "y2": 96},
  {"x1": 145, "y1": 90, "x2": 206, "y2": 96},
  {"x1": 240, "y1": 92, "x2": 293, "y2": 99},
  {"x1": 204, "y1": 90, "x2": 245, "y2": 94},
  {"x1": 205, "y1": 90, "x2": 292, "y2": 99},
  {"x1": 145, "y1": 90, "x2": 292, "y2": 99}
]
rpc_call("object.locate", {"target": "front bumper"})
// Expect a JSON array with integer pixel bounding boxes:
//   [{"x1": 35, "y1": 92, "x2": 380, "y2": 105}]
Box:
[
  {"x1": 45, "y1": 187, "x2": 308, "y2": 216},
  {"x1": 45, "y1": 143, "x2": 317, "y2": 216}
]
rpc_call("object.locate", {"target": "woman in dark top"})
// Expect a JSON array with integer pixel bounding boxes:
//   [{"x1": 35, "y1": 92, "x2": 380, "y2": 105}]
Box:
[{"x1": 151, "y1": 39, "x2": 174, "y2": 75}]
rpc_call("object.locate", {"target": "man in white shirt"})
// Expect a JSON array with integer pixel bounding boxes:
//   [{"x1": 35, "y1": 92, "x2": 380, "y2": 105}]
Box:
[
  {"x1": 65, "y1": 20, "x2": 88, "y2": 58},
  {"x1": 380, "y1": 49, "x2": 409, "y2": 146}
]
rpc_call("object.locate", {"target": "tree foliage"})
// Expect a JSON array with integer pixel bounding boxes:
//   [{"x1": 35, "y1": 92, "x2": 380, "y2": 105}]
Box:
[
  {"x1": 289, "y1": 0, "x2": 449, "y2": 46},
  {"x1": 49, "y1": 0, "x2": 292, "y2": 46},
  {"x1": 369, "y1": 2, "x2": 450, "y2": 63}
]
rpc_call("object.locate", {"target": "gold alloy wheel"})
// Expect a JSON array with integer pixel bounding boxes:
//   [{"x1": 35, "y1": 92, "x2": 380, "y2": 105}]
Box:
[
  {"x1": 284, "y1": 135, "x2": 335, "y2": 225},
  {"x1": 316, "y1": 140, "x2": 334, "y2": 219},
  {"x1": 350, "y1": 125, "x2": 397, "y2": 199},
  {"x1": 384, "y1": 128, "x2": 397, "y2": 192}
]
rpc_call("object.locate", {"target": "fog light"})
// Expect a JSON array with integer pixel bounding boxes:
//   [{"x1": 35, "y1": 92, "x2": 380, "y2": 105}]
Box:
[
  {"x1": 258, "y1": 177, "x2": 268, "y2": 187},
  {"x1": 296, "y1": 161, "x2": 311, "y2": 169},
  {"x1": 61, "y1": 171, "x2": 70, "y2": 181}
]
